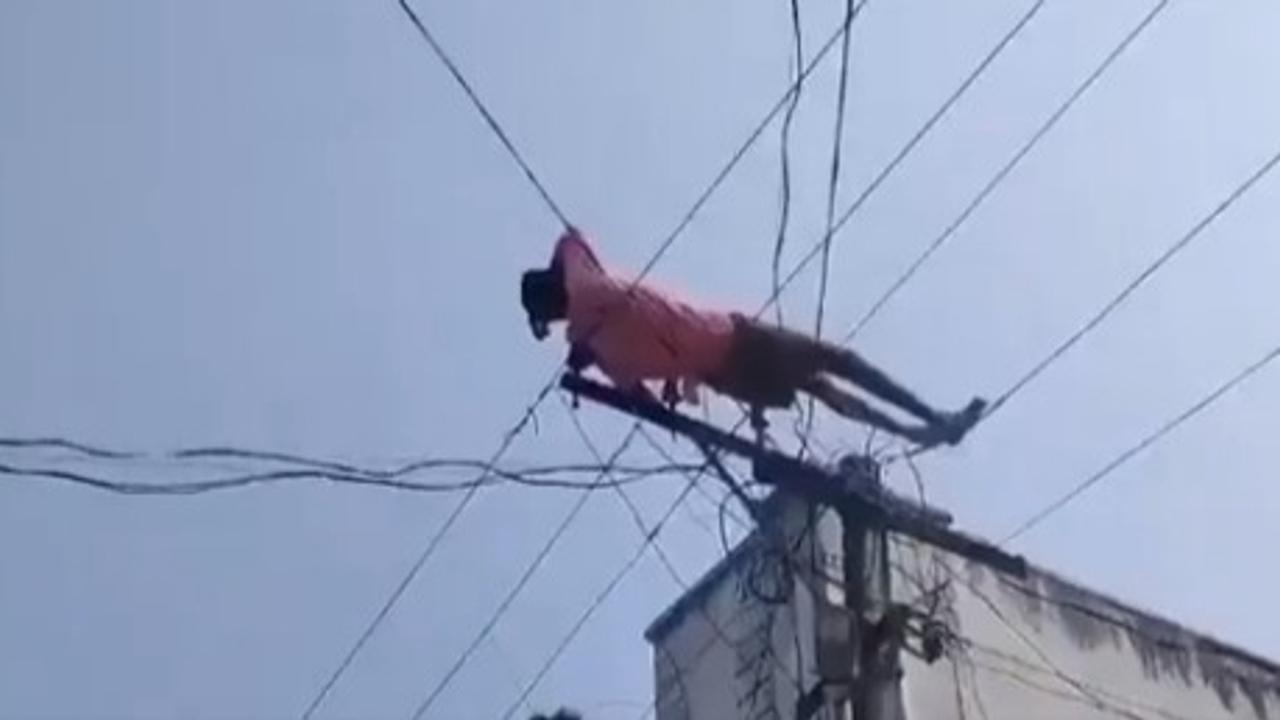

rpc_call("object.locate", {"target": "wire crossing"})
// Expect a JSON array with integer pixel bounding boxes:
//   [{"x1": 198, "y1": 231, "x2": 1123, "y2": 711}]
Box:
[
  {"x1": 841, "y1": 0, "x2": 1172, "y2": 344},
  {"x1": 1002, "y1": 341, "x2": 1280, "y2": 544},
  {"x1": 396, "y1": 0, "x2": 569, "y2": 228},
  {"x1": 986, "y1": 144, "x2": 1280, "y2": 419},
  {"x1": 758, "y1": 0, "x2": 1051, "y2": 317}
]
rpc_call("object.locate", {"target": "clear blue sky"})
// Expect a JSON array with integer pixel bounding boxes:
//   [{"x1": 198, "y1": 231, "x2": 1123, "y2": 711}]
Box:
[{"x1": 3, "y1": 1, "x2": 1279, "y2": 718}]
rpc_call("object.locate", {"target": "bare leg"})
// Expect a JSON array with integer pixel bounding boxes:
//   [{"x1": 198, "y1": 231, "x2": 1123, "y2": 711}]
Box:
[
  {"x1": 812, "y1": 343, "x2": 945, "y2": 425},
  {"x1": 802, "y1": 376, "x2": 934, "y2": 445},
  {"x1": 749, "y1": 404, "x2": 769, "y2": 447}
]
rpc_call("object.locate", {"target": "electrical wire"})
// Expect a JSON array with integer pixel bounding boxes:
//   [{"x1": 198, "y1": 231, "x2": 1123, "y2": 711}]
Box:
[
  {"x1": 637, "y1": 592, "x2": 761, "y2": 720},
  {"x1": 0, "y1": 437, "x2": 135, "y2": 459},
  {"x1": 813, "y1": 0, "x2": 859, "y2": 344},
  {"x1": 934, "y1": 560, "x2": 1153, "y2": 720},
  {"x1": 888, "y1": 143, "x2": 1280, "y2": 469},
  {"x1": 406, "y1": 425, "x2": 640, "y2": 719},
  {"x1": 0, "y1": 460, "x2": 700, "y2": 497},
  {"x1": 760, "y1": 0, "x2": 1051, "y2": 319},
  {"x1": 967, "y1": 656, "x2": 1155, "y2": 720},
  {"x1": 800, "y1": 0, "x2": 863, "y2": 459},
  {"x1": 504, "y1": 440, "x2": 818, "y2": 720},
  {"x1": 403, "y1": 398, "x2": 709, "y2": 716},
  {"x1": 9, "y1": 11, "x2": 1027, "y2": 705},
  {"x1": 771, "y1": 0, "x2": 807, "y2": 326},
  {"x1": 842, "y1": 0, "x2": 1171, "y2": 344},
  {"x1": 396, "y1": 0, "x2": 569, "y2": 228},
  {"x1": 958, "y1": 645, "x2": 995, "y2": 720},
  {"x1": 577, "y1": 412, "x2": 802, "y2": 687},
  {"x1": 7, "y1": 13, "x2": 860, "y2": 718},
  {"x1": 303, "y1": 8, "x2": 865, "y2": 714},
  {"x1": 960, "y1": 638, "x2": 1196, "y2": 720},
  {"x1": 499, "y1": 475, "x2": 702, "y2": 720},
  {"x1": 985, "y1": 144, "x2": 1280, "y2": 420},
  {"x1": 1000, "y1": 340, "x2": 1280, "y2": 544},
  {"x1": 299, "y1": 380, "x2": 553, "y2": 720}
]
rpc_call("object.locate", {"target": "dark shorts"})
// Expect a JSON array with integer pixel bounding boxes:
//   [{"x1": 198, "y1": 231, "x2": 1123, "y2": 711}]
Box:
[{"x1": 708, "y1": 314, "x2": 824, "y2": 409}]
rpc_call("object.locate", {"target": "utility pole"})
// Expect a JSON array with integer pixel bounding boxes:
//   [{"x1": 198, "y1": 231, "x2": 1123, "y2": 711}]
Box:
[
  {"x1": 835, "y1": 456, "x2": 900, "y2": 720},
  {"x1": 561, "y1": 375, "x2": 1023, "y2": 720}
]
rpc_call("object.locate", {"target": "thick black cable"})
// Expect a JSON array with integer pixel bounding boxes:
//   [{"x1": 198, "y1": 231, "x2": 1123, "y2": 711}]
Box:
[
  {"x1": 966, "y1": 656, "x2": 1158, "y2": 720},
  {"x1": 300, "y1": 383, "x2": 550, "y2": 720},
  {"x1": 499, "y1": 476, "x2": 701, "y2": 720},
  {"x1": 959, "y1": 638, "x2": 1195, "y2": 720},
  {"x1": 403, "y1": 399, "x2": 671, "y2": 716},
  {"x1": 0, "y1": 460, "x2": 693, "y2": 496},
  {"x1": 10, "y1": 11, "x2": 858, "y2": 720},
  {"x1": 12, "y1": 5, "x2": 1041, "y2": 711},
  {"x1": 0, "y1": 440, "x2": 702, "y2": 486},
  {"x1": 0, "y1": 437, "x2": 135, "y2": 459},
  {"x1": 842, "y1": 0, "x2": 1171, "y2": 343},
  {"x1": 813, "y1": 0, "x2": 859, "y2": 343},
  {"x1": 575, "y1": 416, "x2": 802, "y2": 687},
  {"x1": 890, "y1": 145, "x2": 1280, "y2": 469},
  {"x1": 986, "y1": 144, "x2": 1280, "y2": 420},
  {"x1": 501, "y1": 436, "x2": 812, "y2": 720},
  {"x1": 396, "y1": 0, "x2": 569, "y2": 228},
  {"x1": 770, "y1": 0, "x2": 807, "y2": 327},
  {"x1": 407, "y1": 424, "x2": 640, "y2": 719},
  {"x1": 228, "y1": 16, "x2": 870, "y2": 718},
  {"x1": 761, "y1": 0, "x2": 1050, "y2": 318},
  {"x1": 1001, "y1": 341, "x2": 1280, "y2": 544},
  {"x1": 934, "y1": 560, "x2": 1152, "y2": 720},
  {"x1": 801, "y1": 0, "x2": 862, "y2": 457}
]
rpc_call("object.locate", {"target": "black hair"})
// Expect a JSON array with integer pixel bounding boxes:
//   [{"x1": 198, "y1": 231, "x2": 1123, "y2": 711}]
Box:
[{"x1": 520, "y1": 265, "x2": 567, "y2": 340}]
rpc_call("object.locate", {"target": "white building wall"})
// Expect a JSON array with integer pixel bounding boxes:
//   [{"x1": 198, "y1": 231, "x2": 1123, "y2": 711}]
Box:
[
  {"x1": 649, "y1": 503, "x2": 1280, "y2": 720},
  {"x1": 892, "y1": 537, "x2": 1280, "y2": 720}
]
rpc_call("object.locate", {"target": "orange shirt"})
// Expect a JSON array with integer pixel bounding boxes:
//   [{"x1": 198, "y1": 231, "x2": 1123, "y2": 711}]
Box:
[{"x1": 553, "y1": 229, "x2": 734, "y2": 401}]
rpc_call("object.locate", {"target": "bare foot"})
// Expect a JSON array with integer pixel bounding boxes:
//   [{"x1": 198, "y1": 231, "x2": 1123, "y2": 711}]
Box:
[
  {"x1": 938, "y1": 397, "x2": 987, "y2": 445},
  {"x1": 909, "y1": 398, "x2": 987, "y2": 448}
]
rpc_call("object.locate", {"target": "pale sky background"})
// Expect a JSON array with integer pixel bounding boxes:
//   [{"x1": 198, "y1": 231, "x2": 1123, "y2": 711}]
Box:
[{"x1": 3, "y1": 1, "x2": 1280, "y2": 718}]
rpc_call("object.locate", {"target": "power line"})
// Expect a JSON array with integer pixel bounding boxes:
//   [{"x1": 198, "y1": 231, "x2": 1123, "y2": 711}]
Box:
[
  {"x1": 406, "y1": 426, "x2": 640, "y2": 719},
  {"x1": 402, "y1": 399, "x2": 662, "y2": 715},
  {"x1": 0, "y1": 459, "x2": 694, "y2": 497},
  {"x1": 770, "y1": 0, "x2": 808, "y2": 326},
  {"x1": 934, "y1": 560, "x2": 1153, "y2": 720},
  {"x1": 499, "y1": 474, "x2": 702, "y2": 720},
  {"x1": 966, "y1": 656, "x2": 1160, "y2": 720},
  {"x1": 842, "y1": 0, "x2": 1172, "y2": 344},
  {"x1": 572, "y1": 417, "x2": 801, "y2": 685},
  {"x1": 400, "y1": 11, "x2": 872, "y2": 716},
  {"x1": 0, "y1": 437, "x2": 703, "y2": 487},
  {"x1": 802, "y1": 0, "x2": 864, "y2": 457},
  {"x1": 4, "y1": 13, "x2": 861, "y2": 719},
  {"x1": 1001, "y1": 341, "x2": 1280, "y2": 545},
  {"x1": 761, "y1": 0, "x2": 1051, "y2": 318},
  {"x1": 396, "y1": 0, "x2": 569, "y2": 228},
  {"x1": 0, "y1": 437, "x2": 135, "y2": 459},
  {"x1": 698, "y1": 0, "x2": 1047, "y2": 470},
  {"x1": 888, "y1": 147, "x2": 1280, "y2": 471},
  {"x1": 985, "y1": 144, "x2": 1280, "y2": 419},
  {"x1": 960, "y1": 638, "x2": 1196, "y2": 720},
  {"x1": 299, "y1": 382, "x2": 550, "y2": 719},
  {"x1": 813, "y1": 0, "x2": 860, "y2": 343},
  {"x1": 303, "y1": 9, "x2": 864, "y2": 714},
  {"x1": 760, "y1": 0, "x2": 1049, "y2": 460},
  {"x1": 499, "y1": 413, "x2": 812, "y2": 719}
]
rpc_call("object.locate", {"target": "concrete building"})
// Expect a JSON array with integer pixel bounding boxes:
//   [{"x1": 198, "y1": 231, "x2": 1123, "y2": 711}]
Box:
[{"x1": 646, "y1": 494, "x2": 1280, "y2": 720}]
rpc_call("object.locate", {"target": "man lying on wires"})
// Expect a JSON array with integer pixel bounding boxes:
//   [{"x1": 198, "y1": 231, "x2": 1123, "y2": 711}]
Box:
[{"x1": 520, "y1": 228, "x2": 985, "y2": 449}]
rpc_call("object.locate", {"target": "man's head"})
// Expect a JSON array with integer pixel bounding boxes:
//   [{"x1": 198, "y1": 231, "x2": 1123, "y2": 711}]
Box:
[{"x1": 520, "y1": 264, "x2": 567, "y2": 341}]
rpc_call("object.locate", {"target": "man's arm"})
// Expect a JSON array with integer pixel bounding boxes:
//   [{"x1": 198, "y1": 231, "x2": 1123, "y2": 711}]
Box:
[{"x1": 566, "y1": 342, "x2": 595, "y2": 375}]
